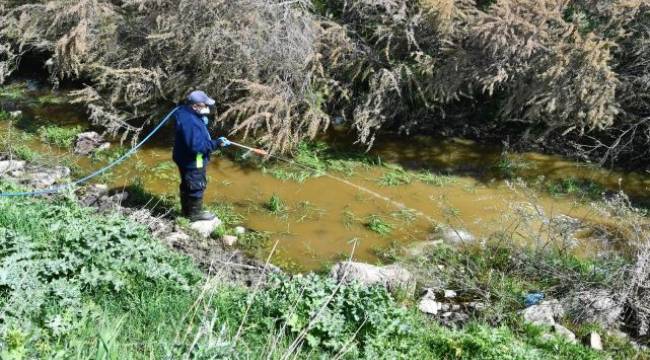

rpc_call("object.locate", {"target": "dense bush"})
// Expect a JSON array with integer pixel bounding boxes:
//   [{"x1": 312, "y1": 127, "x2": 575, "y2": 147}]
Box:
[{"x1": 0, "y1": 0, "x2": 649, "y2": 164}]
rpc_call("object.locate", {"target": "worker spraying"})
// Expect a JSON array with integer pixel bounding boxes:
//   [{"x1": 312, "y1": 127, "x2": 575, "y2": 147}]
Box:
[{"x1": 173, "y1": 90, "x2": 231, "y2": 221}]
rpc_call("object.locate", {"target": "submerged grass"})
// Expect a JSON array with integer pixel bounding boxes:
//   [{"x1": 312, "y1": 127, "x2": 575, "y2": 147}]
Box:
[
  {"x1": 366, "y1": 214, "x2": 394, "y2": 235},
  {"x1": 417, "y1": 170, "x2": 458, "y2": 186},
  {"x1": 546, "y1": 177, "x2": 604, "y2": 200},
  {"x1": 378, "y1": 165, "x2": 412, "y2": 186}
]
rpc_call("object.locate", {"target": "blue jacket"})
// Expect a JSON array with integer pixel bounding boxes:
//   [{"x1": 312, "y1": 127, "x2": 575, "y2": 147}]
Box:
[{"x1": 172, "y1": 105, "x2": 222, "y2": 169}]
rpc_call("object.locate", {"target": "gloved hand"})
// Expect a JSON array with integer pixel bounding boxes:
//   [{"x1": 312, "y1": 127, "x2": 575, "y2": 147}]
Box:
[{"x1": 217, "y1": 136, "x2": 231, "y2": 147}]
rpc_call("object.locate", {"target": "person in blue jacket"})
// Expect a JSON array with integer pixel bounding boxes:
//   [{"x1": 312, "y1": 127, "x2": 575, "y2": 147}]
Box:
[{"x1": 173, "y1": 90, "x2": 231, "y2": 221}]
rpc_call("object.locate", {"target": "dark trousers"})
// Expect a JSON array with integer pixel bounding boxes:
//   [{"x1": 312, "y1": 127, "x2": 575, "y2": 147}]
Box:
[{"x1": 178, "y1": 166, "x2": 207, "y2": 199}]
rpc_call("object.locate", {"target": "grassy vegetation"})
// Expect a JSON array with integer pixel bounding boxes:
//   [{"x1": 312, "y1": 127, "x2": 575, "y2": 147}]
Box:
[
  {"x1": 546, "y1": 177, "x2": 604, "y2": 200},
  {"x1": 252, "y1": 141, "x2": 377, "y2": 183},
  {"x1": 0, "y1": 83, "x2": 27, "y2": 100},
  {"x1": 378, "y1": 164, "x2": 412, "y2": 186},
  {"x1": 417, "y1": 170, "x2": 458, "y2": 187},
  {"x1": 37, "y1": 124, "x2": 83, "y2": 148},
  {"x1": 0, "y1": 110, "x2": 12, "y2": 121},
  {"x1": 365, "y1": 214, "x2": 394, "y2": 235},
  {"x1": 496, "y1": 150, "x2": 531, "y2": 179},
  {"x1": 266, "y1": 193, "x2": 286, "y2": 212},
  {"x1": 401, "y1": 239, "x2": 628, "y2": 327}
]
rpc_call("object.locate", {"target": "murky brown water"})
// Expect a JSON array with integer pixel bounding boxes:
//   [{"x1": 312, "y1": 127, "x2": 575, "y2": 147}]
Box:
[{"x1": 2, "y1": 88, "x2": 650, "y2": 270}]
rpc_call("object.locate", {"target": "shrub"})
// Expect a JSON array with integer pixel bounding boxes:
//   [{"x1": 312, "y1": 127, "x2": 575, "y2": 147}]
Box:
[
  {"x1": 248, "y1": 273, "x2": 430, "y2": 358},
  {"x1": 0, "y1": 186, "x2": 201, "y2": 347}
]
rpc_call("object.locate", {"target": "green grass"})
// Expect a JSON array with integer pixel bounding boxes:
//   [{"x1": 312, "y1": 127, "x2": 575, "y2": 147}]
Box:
[
  {"x1": 91, "y1": 146, "x2": 128, "y2": 163},
  {"x1": 401, "y1": 240, "x2": 627, "y2": 327},
  {"x1": 0, "y1": 110, "x2": 12, "y2": 121},
  {"x1": 417, "y1": 170, "x2": 457, "y2": 186},
  {"x1": 10, "y1": 144, "x2": 41, "y2": 161},
  {"x1": 37, "y1": 124, "x2": 83, "y2": 148},
  {"x1": 378, "y1": 164, "x2": 412, "y2": 186},
  {"x1": 496, "y1": 151, "x2": 530, "y2": 179},
  {"x1": 366, "y1": 214, "x2": 394, "y2": 235},
  {"x1": 0, "y1": 83, "x2": 27, "y2": 100},
  {"x1": 266, "y1": 193, "x2": 287, "y2": 215},
  {"x1": 546, "y1": 177, "x2": 604, "y2": 200},
  {"x1": 256, "y1": 141, "x2": 378, "y2": 183}
]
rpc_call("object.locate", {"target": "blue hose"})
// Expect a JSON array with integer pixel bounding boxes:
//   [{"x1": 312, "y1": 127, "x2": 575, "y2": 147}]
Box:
[{"x1": 0, "y1": 106, "x2": 179, "y2": 197}]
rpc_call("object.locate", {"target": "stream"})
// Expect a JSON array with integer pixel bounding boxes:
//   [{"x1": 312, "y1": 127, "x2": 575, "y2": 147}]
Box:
[{"x1": 2, "y1": 82, "x2": 650, "y2": 270}]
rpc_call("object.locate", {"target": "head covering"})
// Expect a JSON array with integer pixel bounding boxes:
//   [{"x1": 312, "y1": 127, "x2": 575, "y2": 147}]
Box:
[{"x1": 187, "y1": 90, "x2": 216, "y2": 106}]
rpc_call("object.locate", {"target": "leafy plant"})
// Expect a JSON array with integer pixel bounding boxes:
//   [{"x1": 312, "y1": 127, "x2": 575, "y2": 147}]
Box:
[
  {"x1": 37, "y1": 125, "x2": 83, "y2": 148},
  {"x1": 0, "y1": 185, "x2": 200, "y2": 352},
  {"x1": 250, "y1": 273, "x2": 422, "y2": 357},
  {"x1": 366, "y1": 214, "x2": 393, "y2": 235},
  {"x1": 266, "y1": 193, "x2": 287, "y2": 215}
]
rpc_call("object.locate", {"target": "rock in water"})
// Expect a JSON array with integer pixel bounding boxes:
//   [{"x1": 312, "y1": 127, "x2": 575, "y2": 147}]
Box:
[
  {"x1": 190, "y1": 217, "x2": 222, "y2": 238},
  {"x1": 330, "y1": 261, "x2": 415, "y2": 295},
  {"x1": 440, "y1": 227, "x2": 475, "y2": 244},
  {"x1": 74, "y1": 131, "x2": 111, "y2": 156},
  {"x1": 590, "y1": 332, "x2": 603, "y2": 350}
]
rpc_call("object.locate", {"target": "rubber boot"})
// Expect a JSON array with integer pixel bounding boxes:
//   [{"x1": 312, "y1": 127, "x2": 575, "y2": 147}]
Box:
[
  {"x1": 180, "y1": 193, "x2": 192, "y2": 218},
  {"x1": 187, "y1": 196, "x2": 216, "y2": 222}
]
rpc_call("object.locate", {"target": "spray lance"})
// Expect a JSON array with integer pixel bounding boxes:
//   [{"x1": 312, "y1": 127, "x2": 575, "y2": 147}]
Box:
[{"x1": 228, "y1": 141, "x2": 268, "y2": 156}]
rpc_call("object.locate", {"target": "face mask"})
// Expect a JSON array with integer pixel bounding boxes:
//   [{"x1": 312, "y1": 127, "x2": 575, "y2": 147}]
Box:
[{"x1": 198, "y1": 107, "x2": 210, "y2": 115}]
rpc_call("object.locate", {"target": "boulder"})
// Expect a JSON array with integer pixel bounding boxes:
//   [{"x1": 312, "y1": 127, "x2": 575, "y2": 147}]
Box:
[
  {"x1": 74, "y1": 131, "x2": 110, "y2": 155},
  {"x1": 222, "y1": 235, "x2": 238, "y2": 246},
  {"x1": 23, "y1": 166, "x2": 70, "y2": 188},
  {"x1": 418, "y1": 289, "x2": 442, "y2": 315},
  {"x1": 78, "y1": 184, "x2": 109, "y2": 206},
  {"x1": 565, "y1": 290, "x2": 622, "y2": 329},
  {"x1": 234, "y1": 226, "x2": 246, "y2": 235},
  {"x1": 552, "y1": 324, "x2": 577, "y2": 344},
  {"x1": 0, "y1": 160, "x2": 26, "y2": 174},
  {"x1": 444, "y1": 289, "x2": 457, "y2": 299},
  {"x1": 190, "y1": 217, "x2": 222, "y2": 238},
  {"x1": 165, "y1": 231, "x2": 191, "y2": 245},
  {"x1": 522, "y1": 299, "x2": 565, "y2": 327},
  {"x1": 330, "y1": 261, "x2": 415, "y2": 295},
  {"x1": 589, "y1": 332, "x2": 603, "y2": 351}
]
